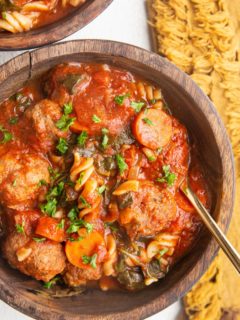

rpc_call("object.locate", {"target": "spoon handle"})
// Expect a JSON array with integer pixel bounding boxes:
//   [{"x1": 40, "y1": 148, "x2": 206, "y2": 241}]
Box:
[{"x1": 182, "y1": 186, "x2": 240, "y2": 273}]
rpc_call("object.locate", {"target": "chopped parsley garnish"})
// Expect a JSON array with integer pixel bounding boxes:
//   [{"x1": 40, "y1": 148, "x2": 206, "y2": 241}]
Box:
[
  {"x1": 116, "y1": 154, "x2": 128, "y2": 175},
  {"x1": 79, "y1": 195, "x2": 91, "y2": 208},
  {"x1": 114, "y1": 93, "x2": 130, "y2": 105},
  {"x1": 67, "y1": 207, "x2": 79, "y2": 222},
  {"x1": 38, "y1": 179, "x2": 48, "y2": 187},
  {"x1": 40, "y1": 181, "x2": 64, "y2": 216},
  {"x1": 40, "y1": 198, "x2": 57, "y2": 217},
  {"x1": 56, "y1": 138, "x2": 68, "y2": 154},
  {"x1": 48, "y1": 167, "x2": 61, "y2": 181},
  {"x1": 0, "y1": 125, "x2": 12, "y2": 144},
  {"x1": 130, "y1": 101, "x2": 145, "y2": 113},
  {"x1": 82, "y1": 253, "x2": 97, "y2": 269},
  {"x1": 77, "y1": 131, "x2": 88, "y2": 147},
  {"x1": 101, "y1": 128, "x2": 109, "y2": 134},
  {"x1": 33, "y1": 237, "x2": 46, "y2": 243},
  {"x1": 143, "y1": 118, "x2": 154, "y2": 126},
  {"x1": 92, "y1": 114, "x2": 101, "y2": 123},
  {"x1": 156, "y1": 147, "x2": 163, "y2": 154},
  {"x1": 9, "y1": 117, "x2": 18, "y2": 125},
  {"x1": 43, "y1": 276, "x2": 60, "y2": 289},
  {"x1": 159, "y1": 248, "x2": 168, "y2": 256},
  {"x1": 98, "y1": 185, "x2": 106, "y2": 194},
  {"x1": 101, "y1": 133, "x2": 109, "y2": 149},
  {"x1": 63, "y1": 102, "x2": 73, "y2": 115},
  {"x1": 156, "y1": 165, "x2": 176, "y2": 187},
  {"x1": 150, "y1": 99, "x2": 157, "y2": 104},
  {"x1": 148, "y1": 155, "x2": 156, "y2": 162},
  {"x1": 16, "y1": 222, "x2": 25, "y2": 234},
  {"x1": 57, "y1": 219, "x2": 65, "y2": 230},
  {"x1": 77, "y1": 172, "x2": 85, "y2": 185},
  {"x1": 66, "y1": 219, "x2": 93, "y2": 234},
  {"x1": 56, "y1": 115, "x2": 75, "y2": 131},
  {"x1": 47, "y1": 182, "x2": 64, "y2": 200},
  {"x1": 12, "y1": 179, "x2": 17, "y2": 187}
]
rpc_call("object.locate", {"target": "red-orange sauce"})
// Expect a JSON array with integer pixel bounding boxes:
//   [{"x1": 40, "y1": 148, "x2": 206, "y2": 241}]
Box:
[{"x1": 0, "y1": 63, "x2": 210, "y2": 291}]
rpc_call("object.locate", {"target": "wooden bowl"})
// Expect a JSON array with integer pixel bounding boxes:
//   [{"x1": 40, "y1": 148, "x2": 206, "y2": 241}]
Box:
[
  {"x1": 0, "y1": 0, "x2": 113, "y2": 50},
  {"x1": 0, "y1": 40, "x2": 235, "y2": 320}
]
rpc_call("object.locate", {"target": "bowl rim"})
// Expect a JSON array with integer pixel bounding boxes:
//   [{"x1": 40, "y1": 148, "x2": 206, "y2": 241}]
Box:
[
  {"x1": 0, "y1": 39, "x2": 236, "y2": 320},
  {"x1": 0, "y1": 0, "x2": 113, "y2": 51}
]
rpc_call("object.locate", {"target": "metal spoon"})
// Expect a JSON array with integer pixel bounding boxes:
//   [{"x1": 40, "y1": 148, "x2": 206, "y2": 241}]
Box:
[{"x1": 180, "y1": 183, "x2": 240, "y2": 273}]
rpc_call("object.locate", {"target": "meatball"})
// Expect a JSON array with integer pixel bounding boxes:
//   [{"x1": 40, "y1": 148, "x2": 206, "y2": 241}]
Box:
[
  {"x1": 0, "y1": 151, "x2": 50, "y2": 209},
  {"x1": 25, "y1": 99, "x2": 68, "y2": 151},
  {"x1": 118, "y1": 181, "x2": 177, "y2": 239},
  {"x1": 2, "y1": 232, "x2": 66, "y2": 282},
  {"x1": 63, "y1": 262, "x2": 102, "y2": 287}
]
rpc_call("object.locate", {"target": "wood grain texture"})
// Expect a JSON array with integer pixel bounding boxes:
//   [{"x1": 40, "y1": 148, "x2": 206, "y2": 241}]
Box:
[
  {"x1": 0, "y1": 0, "x2": 113, "y2": 50},
  {"x1": 0, "y1": 40, "x2": 235, "y2": 320}
]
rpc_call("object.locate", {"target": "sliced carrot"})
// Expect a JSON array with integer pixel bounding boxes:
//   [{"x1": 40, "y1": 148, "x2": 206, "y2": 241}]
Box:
[
  {"x1": 35, "y1": 216, "x2": 66, "y2": 242},
  {"x1": 65, "y1": 230, "x2": 106, "y2": 269},
  {"x1": 132, "y1": 109, "x2": 172, "y2": 150}
]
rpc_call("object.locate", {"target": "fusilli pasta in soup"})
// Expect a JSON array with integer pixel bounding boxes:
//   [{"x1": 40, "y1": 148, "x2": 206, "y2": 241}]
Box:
[
  {"x1": 0, "y1": 0, "x2": 87, "y2": 33},
  {"x1": 0, "y1": 63, "x2": 210, "y2": 291}
]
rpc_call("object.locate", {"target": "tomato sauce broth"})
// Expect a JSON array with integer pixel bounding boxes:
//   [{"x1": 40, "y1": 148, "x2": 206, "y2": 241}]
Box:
[{"x1": 0, "y1": 63, "x2": 211, "y2": 291}]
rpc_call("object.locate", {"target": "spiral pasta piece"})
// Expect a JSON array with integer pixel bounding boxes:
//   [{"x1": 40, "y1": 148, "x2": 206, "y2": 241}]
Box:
[
  {"x1": 103, "y1": 234, "x2": 117, "y2": 276},
  {"x1": 62, "y1": 0, "x2": 86, "y2": 7},
  {"x1": 147, "y1": 233, "x2": 180, "y2": 259},
  {"x1": 0, "y1": 11, "x2": 39, "y2": 33},
  {"x1": 70, "y1": 152, "x2": 94, "y2": 191},
  {"x1": 136, "y1": 82, "x2": 162, "y2": 103}
]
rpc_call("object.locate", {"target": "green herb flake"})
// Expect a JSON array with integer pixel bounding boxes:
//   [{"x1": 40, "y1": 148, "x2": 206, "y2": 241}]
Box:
[
  {"x1": 130, "y1": 101, "x2": 145, "y2": 113},
  {"x1": 79, "y1": 195, "x2": 91, "y2": 208},
  {"x1": 116, "y1": 154, "x2": 128, "y2": 175},
  {"x1": 102, "y1": 128, "x2": 109, "y2": 134},
  {"x1": 159, "y1": 248, "x2": 168, "y2": 256},
  {"x1": 77, "y1": 131, "x2": 88, "y2": 147},
  {"x1": 57, "y1": 219, "x2": 65, "y2": 230},
  {"x1": 114, "y1": 93, "x2": 130, "y2": 105},
  {"x1": 143, "y1": 118, "x2": 154, "y2": 126},
  {"x1": 82, "y1": 253, "x2": 97, "y2": 269},
  {"x1": 56, "y1": 115, "x2": 76, "y2": 131},
  {"x1": 148, "y1": 155, "x2": 156, "y2": 162},
  {"x1": 156, "y1": 165, "x2": 176, "y2": 187},
  {"x1": 48, "y1": 167, "x2": 61, "y2": 181},
  {"x1": 33, "y1": 237, "x2": 46, "y2": 243},
  {"x1": 9, "y1": 117, "x2": 18, "y2": 125},
  {"x1": 77, "y1": 172, "x2": 85, "y2": 185},
  {"x1": 92, "y1": 114, "x2": 101, "y2": 123},
  {"x1": 0, "y1": 125, "x2": 12, "y2": 144},
  {"x1": 43, "y1": 276, "x2": 60, "y2": 289},
  {"x1": 56, "y1": 138, "x2": 68, "y2": 154},
  {"x1": 12, "y1": 179, "x2": 17, "y2": 187},
  {"x1": 66, "y1": 219, "x2": 93, "y2": 234},
  {"x1": 40, "y1": 198, "x2": 57, "y2": 217},
  {"x1": 47, "y1": 182, "x2": 64, "y2": 200},
  {"x1": 101, "y1": 134, "x2": 109, "y2": 149},
  {"x1": 38, "y1": 179, "x2": 48, "y2": 187},
  {"x1": 98, "y1": 185, "x2": 106, "y2": 194},
  {"x1": 67, "y1": 207, "x2": 79, "y2": 222},
  {"x1": 16, "y1": 222, "x2": 25, "y2": 234},
  {"x1": 63, "y1": 102, "x2": 73, "y2": 115}
]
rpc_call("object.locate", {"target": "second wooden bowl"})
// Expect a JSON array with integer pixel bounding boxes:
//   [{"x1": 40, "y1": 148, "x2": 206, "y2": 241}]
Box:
[
  {"x1": 0, "y1": 40, "x2": 235, "y2": 319},
  {"x1": 0, "y1": 0, "x2": 113, "y2": 50}
]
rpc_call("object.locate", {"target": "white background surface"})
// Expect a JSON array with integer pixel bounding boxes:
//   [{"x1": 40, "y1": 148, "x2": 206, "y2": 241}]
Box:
[{"x1": 0, "y1": 0, "x2": 182, "y2": 319}]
